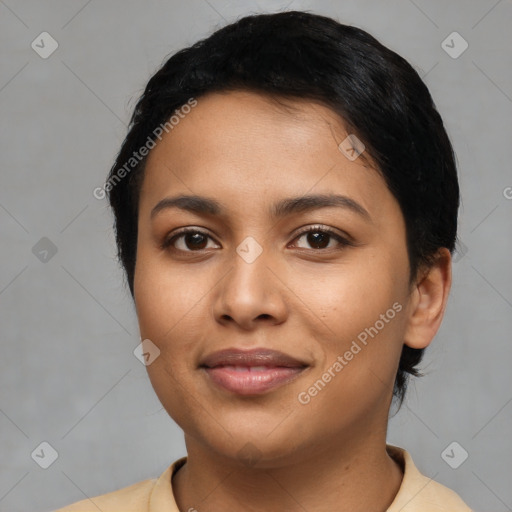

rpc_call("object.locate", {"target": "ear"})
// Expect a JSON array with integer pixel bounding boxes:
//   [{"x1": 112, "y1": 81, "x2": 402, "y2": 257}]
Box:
[{"x1": 403, "y1": 248, "x2": 452, "y2": 350}]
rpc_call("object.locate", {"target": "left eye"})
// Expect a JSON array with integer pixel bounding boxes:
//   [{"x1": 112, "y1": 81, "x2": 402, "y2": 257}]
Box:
[{"x1": 291, "y1": 226, "x2": 351, "y2": 250}]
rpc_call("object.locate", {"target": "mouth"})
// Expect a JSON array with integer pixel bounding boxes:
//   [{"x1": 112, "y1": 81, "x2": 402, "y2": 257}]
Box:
[{"x1": 199, "y1": 348, "x2": 309, "y2": 395}]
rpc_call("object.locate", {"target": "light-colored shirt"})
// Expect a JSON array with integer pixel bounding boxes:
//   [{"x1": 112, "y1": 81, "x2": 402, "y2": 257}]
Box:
[{"x1": 53, "y1": 444, "x2": 473, "y2": 511}]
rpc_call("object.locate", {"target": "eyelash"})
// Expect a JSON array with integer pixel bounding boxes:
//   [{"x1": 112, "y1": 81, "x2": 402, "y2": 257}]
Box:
[{"x1": 161, "y1": 225, "x2": 353, "y2": 253}]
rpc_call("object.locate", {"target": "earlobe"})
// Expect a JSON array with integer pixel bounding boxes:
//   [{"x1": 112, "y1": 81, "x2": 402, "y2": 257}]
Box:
[{"x1": 403, "y1": 248, "x2": 452, "y2": 350}]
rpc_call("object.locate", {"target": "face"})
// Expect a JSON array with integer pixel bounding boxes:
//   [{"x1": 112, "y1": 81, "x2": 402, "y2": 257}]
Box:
[{"x1": 134, "y1": 90, "x2": 415, "y2": 467}]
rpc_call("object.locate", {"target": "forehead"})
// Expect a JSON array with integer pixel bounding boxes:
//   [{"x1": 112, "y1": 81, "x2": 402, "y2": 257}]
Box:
[{"x1": 139, "y1": 90, "x2": 397, "y2": 224}]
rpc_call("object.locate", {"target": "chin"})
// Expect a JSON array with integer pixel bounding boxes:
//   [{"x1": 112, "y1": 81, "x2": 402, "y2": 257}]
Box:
[{"x1": 191, "y1": 418, "x2": 314, "y2": 469}]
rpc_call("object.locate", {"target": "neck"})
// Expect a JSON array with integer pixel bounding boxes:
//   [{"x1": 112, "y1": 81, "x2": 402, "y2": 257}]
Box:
[{"x1": 172, "y1": 432, "x2": 403, "y2": 512}]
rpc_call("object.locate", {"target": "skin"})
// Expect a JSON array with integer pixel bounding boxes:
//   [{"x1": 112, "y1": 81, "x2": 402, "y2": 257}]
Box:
[{"x1": 133, "y1": 90, "x2": 452, "y2": 512}]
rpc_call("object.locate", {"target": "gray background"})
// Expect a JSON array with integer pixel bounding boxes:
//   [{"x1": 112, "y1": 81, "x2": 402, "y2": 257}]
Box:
[{"x1": 1, "y1": 0, "x2": 511, "y2": 511}]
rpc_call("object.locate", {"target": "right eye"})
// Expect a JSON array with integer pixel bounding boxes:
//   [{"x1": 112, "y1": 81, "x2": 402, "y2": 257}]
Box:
[{"x1": 161, "y1": 228, "x2": 220, "y2": 252}]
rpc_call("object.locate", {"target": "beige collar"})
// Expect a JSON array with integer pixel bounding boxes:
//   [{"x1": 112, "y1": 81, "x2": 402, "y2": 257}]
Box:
[{"x1": 147, "y1": 444, "x2": 471, "y2": 511}]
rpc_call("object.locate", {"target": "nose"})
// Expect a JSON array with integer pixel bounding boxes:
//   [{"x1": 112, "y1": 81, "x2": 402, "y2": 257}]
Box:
[{"x1": 212, "y1": 242, "x2": 289, "y2": 331}]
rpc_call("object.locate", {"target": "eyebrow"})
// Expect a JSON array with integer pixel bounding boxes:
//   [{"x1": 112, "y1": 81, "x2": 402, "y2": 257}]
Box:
[{"x1": 150, "y1": 193, "x2": 372, "y2": 222}]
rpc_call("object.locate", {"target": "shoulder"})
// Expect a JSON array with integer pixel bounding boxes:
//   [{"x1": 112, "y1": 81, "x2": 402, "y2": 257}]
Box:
[
  {"x1": 52, "y1": 457, "x2": 186, "y2": 512},
  {"x1": 52, "y1": 477, "x2": 157, "y2": 512},
  {"x1": 386, "y1": 445, "x2": 473, "y2": 512}
]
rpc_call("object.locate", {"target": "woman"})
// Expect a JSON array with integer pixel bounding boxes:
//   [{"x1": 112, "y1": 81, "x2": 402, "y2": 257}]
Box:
[{"x1": 56, "y1": 10, "x2": 472, "y2": 511}]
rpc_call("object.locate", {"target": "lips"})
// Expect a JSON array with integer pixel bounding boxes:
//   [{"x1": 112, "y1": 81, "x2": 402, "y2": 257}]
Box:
[{"x1": 199, "y1": 348, "x2": 309, "y2": 395}]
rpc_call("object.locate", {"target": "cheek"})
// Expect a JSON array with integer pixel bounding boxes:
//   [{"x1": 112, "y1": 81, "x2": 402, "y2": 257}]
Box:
[
  {"x1": 294, "y1": 294, "x2": 406, "y2": 435},
  {"x1": 133, "y1": 254, "x2": 212, "y2": 432},
  {"x1": 292, "y1": 254, "x2": 405, "y2": 333},
  {"x1": 291, "y1": 256, "x2": 408, "y2": 388},
  {"x1": 134, "y1": 250, "x2": 208, "y2": 343}
]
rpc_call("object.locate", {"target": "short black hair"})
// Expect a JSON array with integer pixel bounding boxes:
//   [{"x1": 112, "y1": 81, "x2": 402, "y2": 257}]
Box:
[{"x1": 106, "y1": 10, "x2": 459, "y2": 405}]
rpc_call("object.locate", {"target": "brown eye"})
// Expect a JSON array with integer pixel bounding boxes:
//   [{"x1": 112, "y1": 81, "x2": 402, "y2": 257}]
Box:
[
  {"x1": 303, "y1": 231, "x2": 330, "y2": 249},
  {"x1": 181, "y1": 232, "x2": 208, "y2": 250},
  {"x1": 292, "y1": 226, "x2": 352, "y2": 250},
  {"x1": 162, "y1": 229, "x2": 219, "y2": 252}
]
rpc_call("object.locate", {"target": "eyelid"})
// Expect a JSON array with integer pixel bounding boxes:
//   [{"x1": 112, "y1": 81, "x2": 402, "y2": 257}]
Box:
[
  {"x1": 289, "y1": 224, "x2": 354, "y2": 247},
  {"x1": 291, "y1": 223, "x2": 351, "y2": 239},
  {"x1": 161, "y1": 226, "x2": 218, "y2": 250}
]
